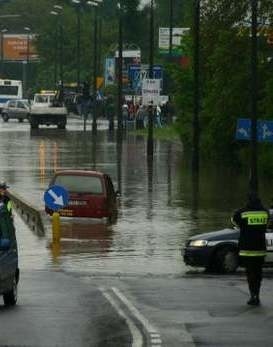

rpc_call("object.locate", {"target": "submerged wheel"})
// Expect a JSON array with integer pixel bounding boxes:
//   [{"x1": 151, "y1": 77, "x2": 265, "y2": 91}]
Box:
[
  {"x1": 2, "y1": 114, "x2": 8, "y2": 122},
  {"x1": 210, "y1": 247, "x2": 239, "y2": 273},
  {"x1": 3, "y1": 276, "x2": 18, "y2": 306}
]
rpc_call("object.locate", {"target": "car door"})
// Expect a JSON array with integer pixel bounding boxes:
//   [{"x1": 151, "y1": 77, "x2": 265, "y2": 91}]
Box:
[
  {"x1": 17, "y1": 101, "x2": 28, "y2": 119},
  {"x1": 7, "y1": 100, "x2": 16, "y2": 117}
]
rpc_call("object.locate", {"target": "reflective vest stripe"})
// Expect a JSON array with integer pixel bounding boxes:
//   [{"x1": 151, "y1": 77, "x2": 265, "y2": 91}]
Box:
[
  {"x1": 7, "y1": 200, "x2": 12, "y2": 212},
  {"x1": 241, "y1": 211, "x2": 268, "y2": 225},
  {"x1": 239, "y1": 250, "x2": 267, "y2": 257}
]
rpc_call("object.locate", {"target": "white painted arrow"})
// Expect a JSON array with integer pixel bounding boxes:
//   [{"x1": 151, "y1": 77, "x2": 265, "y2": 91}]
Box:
[{"x1": 48, "y1": 189, "x2": 64, "y2": 206}]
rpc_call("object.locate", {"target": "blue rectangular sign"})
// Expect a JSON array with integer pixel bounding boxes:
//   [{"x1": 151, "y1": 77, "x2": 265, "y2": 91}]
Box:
[{"x1": 236, "y1": 118, "x2": 273, "y2": 143}]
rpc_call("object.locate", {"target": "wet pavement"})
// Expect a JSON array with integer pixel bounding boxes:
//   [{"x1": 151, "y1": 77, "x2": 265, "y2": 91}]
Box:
[{"x1": 1, "y1": 117, "x2": 273, "y2": 346}]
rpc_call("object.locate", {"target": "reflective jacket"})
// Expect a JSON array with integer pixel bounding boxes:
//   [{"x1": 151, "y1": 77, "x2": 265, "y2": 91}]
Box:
[
  {"x1": 0, "y1": 196, "x2": 12, "y2": 215},
  {"x1": 232, "y1": 206, "x2": 268, "y2": 256}
]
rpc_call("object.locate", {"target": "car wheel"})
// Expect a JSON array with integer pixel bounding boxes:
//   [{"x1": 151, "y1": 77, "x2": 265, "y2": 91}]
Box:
[
  {"x1": 3, "y1": 276, "x2": 18, "y2": 306},
  {"x1": 2, "y1": 114, "x2": 8, "y2": 122},
  {"x1": 212, "y1": 247, "x2": 239, "y2": 273},
  {"x1": 18, "y1": 118, "x2": 23, "y2": 123},
  {"x1": 30, "y1": 121, "x2": 38, "y2": 129}
]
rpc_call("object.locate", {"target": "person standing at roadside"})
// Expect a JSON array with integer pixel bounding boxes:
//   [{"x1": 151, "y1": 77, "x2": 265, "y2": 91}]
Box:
[
  {"x1": 0, "y1": 181, "x2": 12, "y2": 216},
  {"x1": 232, "y1": 193, "x2": 268, "y2": 306}
]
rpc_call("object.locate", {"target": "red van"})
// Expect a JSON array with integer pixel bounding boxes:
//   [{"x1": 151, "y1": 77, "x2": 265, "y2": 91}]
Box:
[{"x1": 46, "y1": 170, "x2": 118, "y2": 220}]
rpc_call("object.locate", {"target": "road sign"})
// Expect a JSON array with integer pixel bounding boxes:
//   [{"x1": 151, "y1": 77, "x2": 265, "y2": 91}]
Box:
[
  {"x1": 142, "y1": 79, "x2": 161, "y2": 106},
  {"x1": 128, "y1": 64, "x2": 163, "y2": 94},
  {"x1": 236, "y1": 118, "x2": 273, "y2": 142},
  {"x1": 44, "y1": 185, "x2": 69, "y2": 211}
]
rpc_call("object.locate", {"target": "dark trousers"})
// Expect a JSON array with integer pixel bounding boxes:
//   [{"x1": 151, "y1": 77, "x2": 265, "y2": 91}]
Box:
[{"x1": 241, "y1": 256, "x2": 264, "y2": 297}]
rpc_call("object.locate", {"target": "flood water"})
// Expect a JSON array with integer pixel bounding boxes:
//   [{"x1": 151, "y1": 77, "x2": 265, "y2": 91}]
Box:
[{"x1": 1, "y1": 118, "x2": 272, "y2": 276}]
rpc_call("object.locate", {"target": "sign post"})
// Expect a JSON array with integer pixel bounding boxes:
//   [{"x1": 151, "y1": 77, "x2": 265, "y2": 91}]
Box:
[
  {"x1": 142, "y1": 78, "x2": 161, "y2": 106},
  {"x1": 44, "y1": 185, "x2": 69, "y2": 243}
]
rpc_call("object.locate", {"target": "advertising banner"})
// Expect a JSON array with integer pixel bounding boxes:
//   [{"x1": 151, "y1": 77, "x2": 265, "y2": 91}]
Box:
[
  {"x1": 104, "y1": 58, "x2": 115, "y2": 86},
  {"x1": 114, "y1": 49, "x2": 141, "y2": 90},
  {"x1": 128, "y1": 64, "x2": 163, "y2": 94},
  {"x1": 142, "y1": 79, "x2": 161, "y2": 106},
  {"x1": 159, "y1": 27, "x2": 190, "y2": 56},
  {"x1": 3, "y1": 34, "x2": 38, "y2": 61}
]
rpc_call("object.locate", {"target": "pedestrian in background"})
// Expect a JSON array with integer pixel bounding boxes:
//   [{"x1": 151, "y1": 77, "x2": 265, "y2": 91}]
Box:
[
  {"x1": 232, "y1": 193, "x2": 268, "y2": 306},
  {"x1": 0, "y1": 181, "x2": 12, "y2": 216}
]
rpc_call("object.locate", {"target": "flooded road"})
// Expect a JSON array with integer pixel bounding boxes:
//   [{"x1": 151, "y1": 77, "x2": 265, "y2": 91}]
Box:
[{"x1": 1, "y1": 118, "x2": 272, "y2": 277}]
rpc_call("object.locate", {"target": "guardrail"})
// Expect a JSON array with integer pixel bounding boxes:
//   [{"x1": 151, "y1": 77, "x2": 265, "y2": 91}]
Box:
[{"x1": 7, "y1": 190, "x2": 46, "y2": 236}]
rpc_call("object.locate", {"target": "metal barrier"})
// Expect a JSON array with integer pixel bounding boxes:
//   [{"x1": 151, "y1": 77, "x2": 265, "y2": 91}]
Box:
[{"x1": 7, "y1": 190, "x2": 46, "y2": 236}]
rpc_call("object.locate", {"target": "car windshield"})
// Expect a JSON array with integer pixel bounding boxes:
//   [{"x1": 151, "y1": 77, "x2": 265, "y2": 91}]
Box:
[{"x1": 54, "y1": 175, "x2": 104, "y2": 194}]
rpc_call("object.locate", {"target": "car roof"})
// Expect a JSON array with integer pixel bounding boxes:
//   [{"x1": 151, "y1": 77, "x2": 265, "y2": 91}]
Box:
[{"x1": 54, "y1": 170, "x2": 106, "y2": 178}]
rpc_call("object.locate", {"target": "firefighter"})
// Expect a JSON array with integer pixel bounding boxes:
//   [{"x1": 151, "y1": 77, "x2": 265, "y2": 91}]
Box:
[
  {"x1": 0, "y1": 181, "x2": 12, "y2": 216},
  {"x1": 232, "y1": 193, "x2": 268, "y2": 306}
]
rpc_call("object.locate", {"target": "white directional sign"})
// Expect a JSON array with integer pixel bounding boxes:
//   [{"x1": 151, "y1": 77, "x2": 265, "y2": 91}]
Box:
[{"x1": 142, "y1": 79, "x2": 161, "y2": 106}]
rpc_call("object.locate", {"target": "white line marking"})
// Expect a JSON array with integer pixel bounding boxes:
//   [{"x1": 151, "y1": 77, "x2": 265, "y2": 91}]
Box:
[
  {"x1": 112, "y1": 287, "x2": 161, "y2": 337},
  {"x1": 99, "y1": 287, "x2": 143, "y2": 347},
  {"x1": 151, "y1": 338, "x2": 162, "y2": 344}
]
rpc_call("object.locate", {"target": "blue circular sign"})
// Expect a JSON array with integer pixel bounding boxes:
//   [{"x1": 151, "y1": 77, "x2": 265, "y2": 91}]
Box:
[{"x1": 44, "y1": 185, "x2": 69, "y2": 211}]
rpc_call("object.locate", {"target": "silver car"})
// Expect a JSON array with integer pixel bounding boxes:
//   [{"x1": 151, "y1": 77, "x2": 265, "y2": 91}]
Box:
[{"x1": 2, "y1": 99, "x2": 30, "y2": 122}]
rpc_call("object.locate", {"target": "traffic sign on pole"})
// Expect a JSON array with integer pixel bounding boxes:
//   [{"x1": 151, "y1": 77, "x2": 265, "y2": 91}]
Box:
[
  {"x1": 44, "y1": 185, "x2": 69, "y2": 211},
  {"x1": 236, "y1": 118, "x2": 273, "y2": 142}
]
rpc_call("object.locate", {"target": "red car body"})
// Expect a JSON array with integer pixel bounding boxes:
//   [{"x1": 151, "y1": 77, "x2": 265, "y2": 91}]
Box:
[{"x1": 45, "y1": 170, "x2": 118, "y2": 219}]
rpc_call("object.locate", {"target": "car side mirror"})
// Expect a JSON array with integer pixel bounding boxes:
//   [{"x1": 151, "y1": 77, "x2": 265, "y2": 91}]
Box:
[{"x1": 0, "y1": 238, "x2": 11, "y2": 250}]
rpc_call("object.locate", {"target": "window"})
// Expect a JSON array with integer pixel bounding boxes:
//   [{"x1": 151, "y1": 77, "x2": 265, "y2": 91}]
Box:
[
  {"x1": 17, "y1": 101, "x2": 27, "y2": 108},
  {"x1": 8, "y1": 101, "x2": 16, "y2": 108},
  {"x1": 54, "y1": 175, "x2": 104, "y2": 194},
  {"x1": 0, "y1": 86, "x2": 18, "y2": 96}
]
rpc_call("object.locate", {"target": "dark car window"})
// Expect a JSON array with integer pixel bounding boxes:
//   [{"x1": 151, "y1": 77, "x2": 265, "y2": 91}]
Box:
[
  {"x1": 17, "y1": 101, "x2": 27, "y2": 109},
  {"x1": 8, "y1": 101, "x2": 16, "y2": 108},
  {"x1": 54, "y1": 175, "x2": 104, "y2": 194}
]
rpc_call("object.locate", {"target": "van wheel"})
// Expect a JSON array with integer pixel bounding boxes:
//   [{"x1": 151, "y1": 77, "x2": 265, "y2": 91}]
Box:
[
  {"x1": 18, "y1": 118, "x2": 23, "y2": 123},
  {"x1": 3, "y1": 276, "x2": 18, "y2": 306},
  {"x1": 211, "y1": 247, "x2": 239, "y2": 273}
]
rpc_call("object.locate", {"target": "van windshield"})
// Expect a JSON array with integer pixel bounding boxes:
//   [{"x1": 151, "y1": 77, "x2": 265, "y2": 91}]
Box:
[{"x1": 54, "y1": 175, "x2": 104, "y2": 194}]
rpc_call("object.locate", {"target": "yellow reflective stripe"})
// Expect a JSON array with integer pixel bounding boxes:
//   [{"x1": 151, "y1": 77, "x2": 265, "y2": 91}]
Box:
[
  {"x1": 241, "y1": 211, "x2": 268, "y2": 225},
  {"x1": 7, "y1": 201, "x2": 12, "y2": 212},
  {"x1": 239, "y1": 250, "x2": 267, "y2": 256}
]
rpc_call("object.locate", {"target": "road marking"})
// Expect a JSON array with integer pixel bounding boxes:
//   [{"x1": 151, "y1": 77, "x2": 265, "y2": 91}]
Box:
[
  {"x1": 99, "y1": 287, "x2": 143, "y2": 347},
  {"x1": 112, "y1": 287, "x2": 162, "y2": 346}
]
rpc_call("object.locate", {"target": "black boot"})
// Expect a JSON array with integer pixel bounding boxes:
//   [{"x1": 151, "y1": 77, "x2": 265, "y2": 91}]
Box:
[{"x1": 247, "y1": 295, "x2": 260, "y2": 306}]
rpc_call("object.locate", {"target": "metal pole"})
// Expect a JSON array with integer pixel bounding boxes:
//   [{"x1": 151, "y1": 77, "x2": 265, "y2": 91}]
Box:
[
  {"x1": 92, "y1": 6, "x2": 98, "y2": 133},
  {"x1": 147, "y1": 0, "x2": 154, "y2": 157},
  {"x1": 26, "y1": 33, "x2": 30, "y2": 93},
  {"x1": 59, "y1": 18, "x2": 64, "y2": 102},
  {"x1": 117, "y1": 3, "x2": 123, "y2": 133},
  {"x1": 192, "y1": 0, "x2": 200, "y2": 172},
  {"x1": 1, "y1": 32, "x2": 3, "y2": 77},
  {"x1": 77, "y1": 7, "x2": 81, "y2": 91},
  {"x1": 169, "y1": 0, "x2": 174, "y2": 58},
  {"x1": 249, "y1": 0, "x2": 258, "y2": 198}
]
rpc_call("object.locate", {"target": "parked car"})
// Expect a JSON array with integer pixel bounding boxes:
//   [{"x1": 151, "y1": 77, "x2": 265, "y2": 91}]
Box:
[
  {"x1": 183, "y1": 227, "x2": 273, "y2": 273},
  {"x1": 45, "y1": 170, "x2": 119, "y2": 221},
  {"x1": 0, "y1": 209, "x2": 19, "y2": 306},
  {"x1": 2, "y1": 99, "x2": 30, "y2": 122}
]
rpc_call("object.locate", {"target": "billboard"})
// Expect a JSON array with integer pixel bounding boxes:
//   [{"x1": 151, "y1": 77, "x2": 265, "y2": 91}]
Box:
[
  {"x1": 104, "y1": 58, "x2": 115, "y2": 86},
  {"x1": 115, "y1": 49, "x2": 141, "y2": 90},
  {"x1": 159, "y1": 27, "x2": 190, "y2": 56},
  {"x1": 2, "y1": 34, "x2": 38, "y2": 61},
  {"x1": 128, "y1": 64, "x2": 163, "y2": 94}
]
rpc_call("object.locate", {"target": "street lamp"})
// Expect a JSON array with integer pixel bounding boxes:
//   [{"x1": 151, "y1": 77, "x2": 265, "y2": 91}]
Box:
[
  {"x1": 147, "y1": 0, "x2": 154, "y2": 157},
  {"x1": 192, "y1": 0, "x2": 200, "y2": 172},
  {"x1": 72, "y1": 0, "x2": 82, "y2": 91},
  {"x1": 0, "y1": 28, "x2": 7, "y2": 77},
  {"x1": 23, "y1": 26, "x2": 31, "y2": 96},
  {"x1": 117, "y1": 1, "x2": 123, "y2": 134},
  {"x1": 87, "y1": 0, "x2": 103, "y2": 134},
  {"x1": 249, "y1": 0, "x2": 258, "y2": 198},
  {"x1": 50, "y1": 5, "x2": 64, "y2": 101}
]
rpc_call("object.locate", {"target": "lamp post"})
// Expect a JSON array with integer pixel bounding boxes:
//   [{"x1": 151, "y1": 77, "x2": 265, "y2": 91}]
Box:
[
  {"x1": 117, "y1": 1, "x2": 123, "y2": 134},
  {"x1": 192, "y1": 0, "x2": 200, "y2": 172},
  {"x1": 72, "y1": 0, "x2": 82, "y2": 91},
  {"x1": 147, "y1": 0, "x2": 154, "y2": 157},
  {"x1": 0, "y1": 28, "x2": 7, "y2": 77},
  {"x1": 249, "y1": 0, "x2": 258, "y2": 198},
  {"x1": 87, "y1": 0, "x2": 103, "y2": 133},
  {"x1": 24, "y1": 26, "x2": 31, "y2": 95},
  {"x1": 169, "y1": 0, "x2": 174, "y2": 58},
  {"x1": 50, "y1": 6, "x2": 64, "y2": 101}
]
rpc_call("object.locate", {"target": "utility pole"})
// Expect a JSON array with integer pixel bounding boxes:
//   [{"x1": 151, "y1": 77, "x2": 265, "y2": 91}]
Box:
[
  {"x1": 117, "y1": 2, "x2": 123, "y2": 134},
  {"x1": 76, "y1": 6, "x2": 81, "y2": 91},
  {"x1": 59, "y1": 18, "x2": 64, "y2": 102},
  {"x1": 249, "y1": 0, "x2": 258, "y2": 198},
  {"x1": 192, "y1": 0, "x2": 200, "y2": 172},
  {"x1": 169, "y1": 0, "x2": 174, "y2": 58},
  {"x1": 92, "y1": 5, "x2": 98, "y2": 133},
  {"x1": 147, "y1": 0, "x2": 154, "y2": 157}
]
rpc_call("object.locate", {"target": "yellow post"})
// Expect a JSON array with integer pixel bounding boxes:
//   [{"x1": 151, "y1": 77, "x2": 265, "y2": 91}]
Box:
[{"x1": 52, "y1": 212, "x2": 61, "y2": 243}]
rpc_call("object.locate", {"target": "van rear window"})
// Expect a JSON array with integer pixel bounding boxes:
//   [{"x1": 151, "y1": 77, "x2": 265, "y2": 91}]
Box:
[{"x1": 54, "y1": 175, "x2": 103, "y2": 194}]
